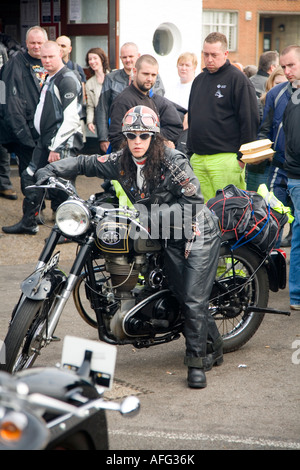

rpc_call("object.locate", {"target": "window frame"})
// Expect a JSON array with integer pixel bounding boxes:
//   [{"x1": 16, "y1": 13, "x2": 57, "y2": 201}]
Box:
[{"x1": 202, "y1": 10, "x2": 238, "y2": 52}]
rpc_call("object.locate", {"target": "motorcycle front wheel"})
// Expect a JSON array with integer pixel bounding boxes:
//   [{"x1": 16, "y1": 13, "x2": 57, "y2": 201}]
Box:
[
  {"x1": 0, "y1": 282, "x2": 64, "y2": 373},
  {"x1": 0, "y1": 298, "x2": 45, "y2": 372},
  {"x1": 210, "y1": 245, "x2": 269, "y2": 353}
]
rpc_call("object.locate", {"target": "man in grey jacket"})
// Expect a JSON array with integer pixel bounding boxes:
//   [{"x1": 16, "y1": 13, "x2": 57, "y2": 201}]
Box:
[{"x1": 250, "y1": 50, "x2": 279, "y2": 98}]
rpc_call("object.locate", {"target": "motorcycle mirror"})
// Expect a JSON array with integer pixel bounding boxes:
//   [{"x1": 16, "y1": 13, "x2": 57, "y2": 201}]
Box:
[{"x1": 119, "y1": 396, "x2": 140, "y2": 417}]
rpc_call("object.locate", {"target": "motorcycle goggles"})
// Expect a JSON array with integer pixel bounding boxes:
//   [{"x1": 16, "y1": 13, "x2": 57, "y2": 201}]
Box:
[
  {"x1": 122, "y1": 112, "x2": 160, "y2": 133},
  {"x1": 124, "y1": 132, "x2": 154, "y2": 141}
]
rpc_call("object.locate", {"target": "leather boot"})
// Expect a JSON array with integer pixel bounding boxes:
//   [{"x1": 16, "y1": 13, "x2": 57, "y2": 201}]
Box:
[
  {"x1": 2, "y1": 218, "x2": 39, "y2": 235},
  {"x1": 203, "y1": 336, "x2": 224, "y2": 371},
  {"x1": 187, "y1": 367, "x2": 207, "y2": 389},
  {"x1": 2, "y1": 199, "x2": 39, "y2": 235}
]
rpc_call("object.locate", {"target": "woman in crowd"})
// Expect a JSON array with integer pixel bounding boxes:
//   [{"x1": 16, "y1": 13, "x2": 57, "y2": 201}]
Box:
[{"x1": 85, "y1": 47, "x2": 110, "y2": 135}]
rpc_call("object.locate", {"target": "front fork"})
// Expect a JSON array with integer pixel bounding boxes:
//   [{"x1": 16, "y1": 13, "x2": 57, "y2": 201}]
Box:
[{"x1": 37, "y1": 231, "x2": 95, "y2": 343}]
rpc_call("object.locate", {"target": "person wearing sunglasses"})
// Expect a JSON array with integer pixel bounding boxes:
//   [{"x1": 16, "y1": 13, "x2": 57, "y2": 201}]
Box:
[{"x1": 35, "y1": 105, "x2": 223, "y2": 389}]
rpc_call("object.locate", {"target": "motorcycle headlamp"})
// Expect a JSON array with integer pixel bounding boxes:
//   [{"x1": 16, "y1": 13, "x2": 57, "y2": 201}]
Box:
[{"x1": 56, "y1": 200, "x2": 90, "y2": 237}]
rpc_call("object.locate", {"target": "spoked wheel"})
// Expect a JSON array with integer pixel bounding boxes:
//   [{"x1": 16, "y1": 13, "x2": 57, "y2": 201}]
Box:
[
  {"x1": 0, "y1": 298, "x2": 47, "y2": 373},
  {"x1": 210, "y1": 245, "x2": 269, "y2": 353},
  {"x1": 0, "y1": 280, "x2": 65, "y2": 373}
]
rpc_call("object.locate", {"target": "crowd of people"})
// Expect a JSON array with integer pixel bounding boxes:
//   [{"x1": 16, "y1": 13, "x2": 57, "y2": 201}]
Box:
[{"x1": 0, "y1": 26, "x2": 300, "y2": 388}]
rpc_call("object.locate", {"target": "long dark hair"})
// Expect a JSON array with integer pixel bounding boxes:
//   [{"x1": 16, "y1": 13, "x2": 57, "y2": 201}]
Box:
[{"x1": 120, "y1": 134, "x2": 166, "y2": 190}]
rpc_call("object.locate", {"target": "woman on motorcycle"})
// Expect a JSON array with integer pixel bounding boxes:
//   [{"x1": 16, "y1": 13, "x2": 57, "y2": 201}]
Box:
[{"x1": 36, "y1": 105, "x2": 223, "y2": 389}]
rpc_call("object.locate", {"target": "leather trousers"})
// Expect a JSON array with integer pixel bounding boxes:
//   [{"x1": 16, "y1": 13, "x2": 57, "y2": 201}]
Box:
[{"x1": 164, "y1": 206, "x2": 221, "y2": 368}]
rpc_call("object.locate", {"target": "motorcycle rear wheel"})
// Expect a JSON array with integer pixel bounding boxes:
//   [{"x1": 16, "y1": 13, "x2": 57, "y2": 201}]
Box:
[{"x1": 211, "y1": 245, "x2": 268, "y2": 353}]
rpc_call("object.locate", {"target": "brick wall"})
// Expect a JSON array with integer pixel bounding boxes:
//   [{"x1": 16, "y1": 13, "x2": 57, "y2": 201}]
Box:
[{"x1": 202, "y1": 0, "x2": 300, "y2": 68}]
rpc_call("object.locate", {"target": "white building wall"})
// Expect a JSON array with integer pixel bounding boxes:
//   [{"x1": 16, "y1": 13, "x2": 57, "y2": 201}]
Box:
[{"x1": 119, "y1": 0, "x2": 203, "y2": 89}]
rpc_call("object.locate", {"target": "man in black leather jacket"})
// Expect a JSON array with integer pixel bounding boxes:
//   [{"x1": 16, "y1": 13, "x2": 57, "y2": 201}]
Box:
[
  {"x1": 35, "y1": 106, "x2": 223, "y2": 389},
  {"x1": 95, "y1": 43, "x2": 165, "y2": 154},
  {"x1": 0, "y1": 26, "x2": 48, "y2": 177},
  {"x1": 2, "y1": 41, "x2": 83, "y2": 236}
]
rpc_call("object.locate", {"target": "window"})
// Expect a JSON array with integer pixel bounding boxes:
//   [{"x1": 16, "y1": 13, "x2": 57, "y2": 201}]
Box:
[
  {"x1": 152, "y1": 23, "x2": 181, "y2": 56},
  {"x1": 68, "y1": 0, "x2": 108, "y2": 24},
  {"x1": 203, "y1": 11, "x2": 238, "y2": 51}
]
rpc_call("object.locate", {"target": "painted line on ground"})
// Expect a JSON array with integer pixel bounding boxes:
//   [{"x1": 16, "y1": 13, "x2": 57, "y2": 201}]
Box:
[{"x1": 109, "y1": 429, "x2": 300, "y2": 450}]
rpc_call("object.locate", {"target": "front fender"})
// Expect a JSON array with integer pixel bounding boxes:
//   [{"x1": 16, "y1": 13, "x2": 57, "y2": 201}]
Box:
[{"x1": 21, "y1": 268, "x2": 66, "y2": 300}]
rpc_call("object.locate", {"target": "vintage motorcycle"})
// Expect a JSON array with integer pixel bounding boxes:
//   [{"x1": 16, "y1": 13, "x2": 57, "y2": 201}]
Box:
[
  {"x1": 0, "y1": 177, "x2": 289, "y2": 374},
  {"x1": 0, "y1": 335, "x2": 139, "y2": 450}
]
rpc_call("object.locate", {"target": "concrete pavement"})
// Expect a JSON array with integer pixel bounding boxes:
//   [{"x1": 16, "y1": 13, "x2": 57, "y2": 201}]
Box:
[{"x1": 0, "y1": 250, "x2": 299, "y2": 450}]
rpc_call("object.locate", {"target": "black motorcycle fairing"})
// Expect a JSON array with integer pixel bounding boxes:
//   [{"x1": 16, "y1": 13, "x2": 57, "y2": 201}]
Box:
[
  {"x1": 15, "y1": 367, "x2": 109, "y2": 450},
  {"x1": 15, "y1": 367, "x2": 97, "y2": 401},
  {"x1": 45, "y1": 410, "x2": 108, "y2": 450}
]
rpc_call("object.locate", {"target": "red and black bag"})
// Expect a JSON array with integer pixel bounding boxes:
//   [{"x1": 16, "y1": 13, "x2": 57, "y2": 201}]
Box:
[{"x1": 206, "y1": 184, "x2": 288, "y2": 254}]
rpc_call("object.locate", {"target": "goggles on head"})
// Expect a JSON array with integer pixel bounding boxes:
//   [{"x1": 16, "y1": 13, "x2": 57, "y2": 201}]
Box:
[
  {"x1": 122, "y1": 106, "x2": 160, "y2": 134},
  {"x1": 123, "y1": 113, "x2": 156, "y2": 128}
]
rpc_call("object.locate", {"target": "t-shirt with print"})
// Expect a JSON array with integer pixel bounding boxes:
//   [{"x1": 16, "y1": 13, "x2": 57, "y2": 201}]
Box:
[{"x1": 24, "y1": 52, "x2": 47, "y2": 88}]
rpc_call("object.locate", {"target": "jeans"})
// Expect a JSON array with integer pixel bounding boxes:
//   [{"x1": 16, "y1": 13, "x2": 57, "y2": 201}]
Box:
[
  {"x1": 287, "y1": 178, "x2": 300, "y2": 305},
  {"x1": 246, "y1": 162, "x2": 270, "y2": 192}
]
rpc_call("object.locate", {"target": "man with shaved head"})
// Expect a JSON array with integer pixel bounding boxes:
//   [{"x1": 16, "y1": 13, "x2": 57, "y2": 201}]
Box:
[
  {"x1": 0, "y1": 26, "x2": 48, "y2": 180},
  {"x1": 3, "y1": 40, "x2": 83, "y2": 235},
  {"x1": 56, "y1": 35, "x2": 86, "y2": 96}
]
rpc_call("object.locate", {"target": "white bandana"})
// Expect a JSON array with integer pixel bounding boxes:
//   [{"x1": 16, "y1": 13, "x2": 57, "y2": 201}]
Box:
[{"x1": 132, "y1": 156, "x2": 147, "y2": 190}]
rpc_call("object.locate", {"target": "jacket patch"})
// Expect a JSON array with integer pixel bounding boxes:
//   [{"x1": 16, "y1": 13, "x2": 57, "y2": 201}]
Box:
[{"x1": 98, "y1": 155, "x2": 108, "y2": 163}]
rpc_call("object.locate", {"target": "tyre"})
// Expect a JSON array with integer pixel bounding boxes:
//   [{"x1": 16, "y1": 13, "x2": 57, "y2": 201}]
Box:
[
  {"x1": 210, "y1": 245, "x2": 269, "y2": 353},
  {"x1": 0, "y1": 298, "x2": 46, "y2": 373}
]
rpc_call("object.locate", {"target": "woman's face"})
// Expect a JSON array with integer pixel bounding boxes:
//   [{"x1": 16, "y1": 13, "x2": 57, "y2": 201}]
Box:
[
  {"x1": 273, "y1": 74, "x2": 288, "y2": 86},
  {"x1": 177, "y1": 59, "x2": 195, "y2": 83},
  {"x1": 126, "y1": 131, "x2": 152, "y2": 160},
  {"x1": 88, "y1": 53, "x2": 103, "y2": 73}
]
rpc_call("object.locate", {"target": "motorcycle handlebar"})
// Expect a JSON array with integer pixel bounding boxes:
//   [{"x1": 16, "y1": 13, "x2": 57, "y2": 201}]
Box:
[{"x1": 26, "y1": 177, "x2": 78, "y2": 197}]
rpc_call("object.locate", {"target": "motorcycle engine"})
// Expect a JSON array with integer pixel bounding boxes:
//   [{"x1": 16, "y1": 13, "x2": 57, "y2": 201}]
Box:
[
  {"x1": 106, "y1": 254, "x2": 180, "y2": 340},
  {"x1": 105, "y1": 255, "x2": 145, "y2": 294}
]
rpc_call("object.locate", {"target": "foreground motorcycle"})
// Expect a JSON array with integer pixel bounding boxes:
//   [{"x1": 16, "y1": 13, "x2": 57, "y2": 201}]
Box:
[
  {"x1": 0, "y1": 178, "x2": 289, "y2": 374},
  {"x1": 0, "y1": 336, "x2": 139, "y2": 450}
]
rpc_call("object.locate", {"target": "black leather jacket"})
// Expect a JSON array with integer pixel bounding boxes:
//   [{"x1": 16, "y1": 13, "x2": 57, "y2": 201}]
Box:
[
  {"x1": 0, "y1": 51, "x2": 44, "y2": 147},
  {"x1": 35, "y1": 145, "x2": 222, "y2": 363},
  {"x1": 95, "y1": 68, "x2": 165, "y2": 143},
  {"x1": 36, "y1": 146, "x2": 204, "y2": 234}
]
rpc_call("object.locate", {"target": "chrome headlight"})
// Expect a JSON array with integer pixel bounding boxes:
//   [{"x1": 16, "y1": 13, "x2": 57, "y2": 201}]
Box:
[{"x1": 55, "y1": 200, "x2": 90, "y2": 237}]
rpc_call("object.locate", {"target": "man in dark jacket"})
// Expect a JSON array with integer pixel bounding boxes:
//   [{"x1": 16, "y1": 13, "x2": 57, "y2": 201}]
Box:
[
  {"x1": 281, "y1": 45, "x2": 300, "y2": 310},
  {"x1": 0, "y1": 26, "x2": 48, "y2": 177},
  {"x1": 108, "y1": 54, "x2": 182, "y2": 151},
  {"x1": 187, "y1": 32, "x2": 259, "y2": 202},
  {"x1": 95, "y1": 42, "x2": 165, "y2": 154},
  {"x1": 2, "y1": 41, "x2": 83, "y2": 235}
]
